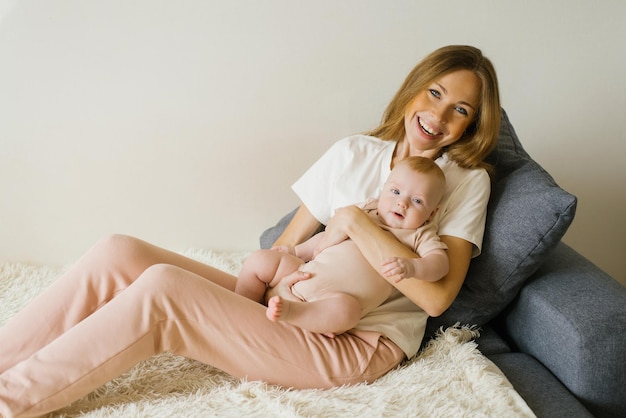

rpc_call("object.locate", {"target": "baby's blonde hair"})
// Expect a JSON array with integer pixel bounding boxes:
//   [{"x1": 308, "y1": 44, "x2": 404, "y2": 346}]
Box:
[{"x1": 395, "y1": 156, "x2": 446, "y2": 203}]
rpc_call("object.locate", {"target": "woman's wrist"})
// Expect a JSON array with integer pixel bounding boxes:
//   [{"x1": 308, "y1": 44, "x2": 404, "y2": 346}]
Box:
[{"x1": 334, "y1": 205, "x2": 363, "y2": 237}]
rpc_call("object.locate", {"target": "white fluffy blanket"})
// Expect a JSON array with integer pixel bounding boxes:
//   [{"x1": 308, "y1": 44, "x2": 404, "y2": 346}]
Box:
[{"x1": 0, "y1": 249, "x2": 535, "y2": 418}]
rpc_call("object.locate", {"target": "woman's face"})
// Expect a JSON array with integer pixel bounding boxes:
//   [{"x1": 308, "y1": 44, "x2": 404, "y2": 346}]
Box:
[{"x1": 403, "y1": 70, "x2": 481, "y2": 158}]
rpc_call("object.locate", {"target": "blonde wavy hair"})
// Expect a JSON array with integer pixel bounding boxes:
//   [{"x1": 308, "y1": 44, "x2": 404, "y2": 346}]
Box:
[{"x1": 368, "y1": 45, "x2": 501, "y2": 174}]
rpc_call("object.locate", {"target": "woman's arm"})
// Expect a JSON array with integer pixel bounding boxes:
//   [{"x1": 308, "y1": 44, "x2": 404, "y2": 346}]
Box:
[
  {"x1": 272, "y1": 205, "x2": 323, "y2": 248},
  {"x1": 322, "y1": 206, "x2": 472, "y2": 317},
  {"x1": 293, "y1": 232, "x2": 326, "y2": 262}
]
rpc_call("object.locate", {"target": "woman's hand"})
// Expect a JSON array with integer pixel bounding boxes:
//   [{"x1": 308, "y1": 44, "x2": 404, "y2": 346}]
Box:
[
  {"x1": 264, "y1": 269, "x2": 312, "y2": 305},
  {"x1": 313, "y1": 206, "x2": 359, "y2": 256}
]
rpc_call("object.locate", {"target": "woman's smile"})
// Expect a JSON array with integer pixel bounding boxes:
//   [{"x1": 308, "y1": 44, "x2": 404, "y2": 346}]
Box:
[{"x1": 417, "y1": 117, "x2": 444, "y2": 139}]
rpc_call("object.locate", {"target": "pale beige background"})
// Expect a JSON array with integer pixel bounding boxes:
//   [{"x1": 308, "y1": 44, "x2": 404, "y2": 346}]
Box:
[{"x1": 1, "y1": 1, "x2": 624, "y2": 286}]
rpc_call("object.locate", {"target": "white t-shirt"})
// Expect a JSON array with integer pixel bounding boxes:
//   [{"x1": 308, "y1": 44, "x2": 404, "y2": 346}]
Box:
[{"x1": 291, "y1": 134, "x2": 491, "y2": 358}]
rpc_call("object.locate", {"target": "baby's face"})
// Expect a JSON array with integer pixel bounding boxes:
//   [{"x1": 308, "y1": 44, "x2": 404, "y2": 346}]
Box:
[{"x1": 377, "y1": 164, "x2": 442, "y2": 229}]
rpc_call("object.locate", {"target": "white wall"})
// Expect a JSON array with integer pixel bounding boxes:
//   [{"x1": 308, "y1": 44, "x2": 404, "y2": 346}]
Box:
[{"x1": 0, "y1": 1, "x2": 624, "y2": 286}]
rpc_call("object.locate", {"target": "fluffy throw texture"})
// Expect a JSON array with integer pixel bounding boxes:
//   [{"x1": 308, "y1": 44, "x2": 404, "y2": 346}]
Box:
[{"x1": 0, "y1": 249, "x2": 535, "y2": 417}]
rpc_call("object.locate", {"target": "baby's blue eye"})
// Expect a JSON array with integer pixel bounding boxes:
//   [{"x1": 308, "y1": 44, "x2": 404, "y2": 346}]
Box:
[
  {"x1": 412, "y1": 198, "x2": 422, "y2": 205},
  {"x1": 392, "y1": 189, "x2": 400, "y2": 195}
]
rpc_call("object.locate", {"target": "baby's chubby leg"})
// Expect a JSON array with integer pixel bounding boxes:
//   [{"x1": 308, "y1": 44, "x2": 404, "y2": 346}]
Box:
[
  {"x1": 266, "y1": 292, "x2": 361, "y2": 336},
  {"x1": 235, "y1": 249, "x2": 304, "y2": 303}
]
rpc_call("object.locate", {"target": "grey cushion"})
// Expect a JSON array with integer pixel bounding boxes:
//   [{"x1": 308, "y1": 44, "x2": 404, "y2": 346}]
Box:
[
  {"x1": 426, "y1": 109, "x2": 577, "y2": 334},
  {"x1": 260, "y1": 207, "x2": 304, "y2": 250},
  {"x1": 260, "y1": 109, "x2": 577, "y2": 335}
]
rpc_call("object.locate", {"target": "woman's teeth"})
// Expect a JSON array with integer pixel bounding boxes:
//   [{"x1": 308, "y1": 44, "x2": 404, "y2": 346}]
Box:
[{"x1": 419, "y1": 118, "x2": 439, "y2": 136}]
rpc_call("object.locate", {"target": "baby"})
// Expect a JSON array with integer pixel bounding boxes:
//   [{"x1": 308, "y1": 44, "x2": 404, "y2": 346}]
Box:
[{"x1": 236, "y1": 156, "x2": 449, "y2": 336}]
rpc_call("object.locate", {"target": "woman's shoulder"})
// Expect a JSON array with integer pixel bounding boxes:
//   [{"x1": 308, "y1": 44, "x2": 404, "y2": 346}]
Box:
[
  {"x1": 334, "y1": 134, "x2": 396, "y2": 153},
  {"x1": 326, "y1": 135, "x2": 397, "y2": 169}
]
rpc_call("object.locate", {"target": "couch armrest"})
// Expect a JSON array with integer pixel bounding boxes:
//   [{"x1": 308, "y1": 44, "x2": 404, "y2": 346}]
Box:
[{"x1": 503, "y1": 242, "x2": 626, "y2": 418}]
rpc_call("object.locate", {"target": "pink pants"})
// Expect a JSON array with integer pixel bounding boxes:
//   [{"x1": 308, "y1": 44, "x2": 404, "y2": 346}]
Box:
[{"x1": 0, "y1": 234, "x2": 405, "y2": 418}]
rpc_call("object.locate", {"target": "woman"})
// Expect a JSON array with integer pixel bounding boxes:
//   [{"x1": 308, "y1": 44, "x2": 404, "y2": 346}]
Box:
[{"x1": 0, "y1": 45, "x2": 500, "y2": 418}]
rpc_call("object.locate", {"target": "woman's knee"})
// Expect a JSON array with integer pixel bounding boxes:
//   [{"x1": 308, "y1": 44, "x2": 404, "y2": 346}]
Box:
[
  {"x1": 89, "y1": 234, "x2": 154, "y2": 267},
  {"x1": 133, "y1": 263, "x2": 183, "y2": 292},
  {"x1": 70, "y1": 234, "x2": 159, "y2": 286},
  {"x1": 94, "y1": 234, "x2": 145, "y2": 256}
]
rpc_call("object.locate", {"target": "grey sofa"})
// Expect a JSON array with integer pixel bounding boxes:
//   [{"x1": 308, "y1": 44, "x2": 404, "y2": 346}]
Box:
[
  {"x1": 260, "y1": 110, "x2": 626, "y2": 418},
  {"x1": 478, "y1": 242, "x2": 626, "y2": 418}
]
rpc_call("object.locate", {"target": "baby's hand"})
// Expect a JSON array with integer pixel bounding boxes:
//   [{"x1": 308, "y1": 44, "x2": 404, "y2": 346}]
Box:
[
  {"x1": 381, "y1": 257, "x2": 416, "y2": 283},
  {"x1": 271, "y1": 245, "x2": 296, "y2": 256}
]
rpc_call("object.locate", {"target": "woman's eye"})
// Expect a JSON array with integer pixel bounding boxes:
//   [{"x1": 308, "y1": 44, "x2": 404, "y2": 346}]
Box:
[
  {"x1": 455, "y1": 106, "x2": 469, "y2": 116},
  {"x1": 429, "y1": 89, "x2": 441, "y2": 99}
]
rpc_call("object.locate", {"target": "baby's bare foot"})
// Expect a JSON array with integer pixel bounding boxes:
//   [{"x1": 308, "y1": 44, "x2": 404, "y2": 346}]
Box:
[
  {"x1": 266, "y1": 295, "x2": 287, "y2": 321},
  {"x1": 266, "y1": 296, "x2": 335, "y2": 337}
]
